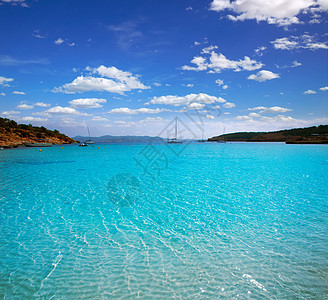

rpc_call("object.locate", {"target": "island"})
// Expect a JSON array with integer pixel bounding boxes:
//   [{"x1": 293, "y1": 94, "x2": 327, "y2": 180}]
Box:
[
  {"x1": 208, "y1": 125, "x2": 328, "y2": 144},
  {"x1": 0, "y1": 117, "x2": 77, "y2": 148}
]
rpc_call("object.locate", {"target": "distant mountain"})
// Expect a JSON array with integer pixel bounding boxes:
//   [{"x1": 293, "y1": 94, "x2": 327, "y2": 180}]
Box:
[
  {"x1": 208, "y1": 125, "x2": 328, "y2": 144},
  {"x1": 0, "y1": 117, "x2": 77, "y2": 148},
  {"x1": 74, "y1": 135, "x2": 165, "y2": 144}
]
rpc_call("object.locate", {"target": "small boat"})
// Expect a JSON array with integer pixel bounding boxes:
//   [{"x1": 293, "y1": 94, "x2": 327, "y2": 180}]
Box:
[
  {"x1": 85, "y1": 126, "x2": 95, "y2": 144},
  {"x1": 79, "y1": 143, "x2": 88, "y2": 147},
  {"x1": 25, "y1": 142, "x2": 53, "y2": 147},
  {"x1": 167, "y1": 117, "x2": 183, "y2": 144}
]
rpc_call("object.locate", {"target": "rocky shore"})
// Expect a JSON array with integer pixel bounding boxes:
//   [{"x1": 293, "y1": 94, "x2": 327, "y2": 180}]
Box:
[{"x1": 0, "y1": 117, "x2": 77, "y2": 148}]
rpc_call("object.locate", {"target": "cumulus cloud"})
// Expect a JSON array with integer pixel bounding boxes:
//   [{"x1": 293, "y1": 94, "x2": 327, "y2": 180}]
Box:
[
  {"x1": 303, "y1": 89, "x2": 317, "y2": 94},
  {"x1": 108, "y1": 107, "x2": 167, "y2": 115},
  {"x1": 209, "y1": 0, "x2": 328, "y2": 26},
  {"x1": 21, "y1": 116, "x2": 48, "y2": 122},
  {"x1": 0, "y1": 92, "x2": 5, "y2": 96},
  {"x1": 223, "y1": 102, "x2": 236, "y2": 108},
  {"x1": 0, "y1": 76, "x2": 14, "y2": 86},
  {"x1": 248, "y1": 70, "x2": 280, "y2": 82},
  {"x1": 46, "y1": 106, "x2": 90, "y2": 116},
  {"x1": 319, "y1": 86, "x2": 328, "y2": 91},
  {"x1": 91, "y1": 116, "x2": 109, "y2": 121},
  {"x1": 149, "y1": 93, "x2": 227, "y2": 106},
  {"x1": 54, "y1": 38, "x2": 64, "y2": 45},
  {"x1": 69, "y1": 98, "x2": 107, "y2": 109},
  {"x1": 2, "y1": 110, "x2": 20, "y2": 115},
  {"x1": 35, "y1": 102, "x2": 51, "y2": 107},
  {"x1": 248, "y1": 106, "x2": 292, "y2": 113},
  {"x1": 182, "y1": 47, "x2": 263, "y2": 73},
  {"x1": 53, "y1": 65, "x2": 150, "y2": 94},
  {"x1": 13, "y1": 91, "x2": 25, "y2": 95},
  {"x1": 271, "y1": 35, "x2": 328, "y2": 50},
  {"x1": 17, "y1": 103, "x2": 34, "y2": 110}
]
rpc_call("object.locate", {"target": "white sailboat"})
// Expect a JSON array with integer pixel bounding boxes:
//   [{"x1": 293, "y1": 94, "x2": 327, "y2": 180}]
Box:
[
  {"x1": 167, "y1": 117, "x2": 182, "y2": 144},
  {"x1": 85, "y1": 126, "x2": 95, "y2": 144}
]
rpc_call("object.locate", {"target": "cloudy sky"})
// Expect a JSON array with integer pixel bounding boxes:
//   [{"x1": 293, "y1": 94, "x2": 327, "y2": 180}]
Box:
[{"x1": 0, "y1": 0, "x2": 327, "y2": 138}]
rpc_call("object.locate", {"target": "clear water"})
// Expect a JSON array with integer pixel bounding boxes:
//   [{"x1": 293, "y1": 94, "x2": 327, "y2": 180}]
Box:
[{"x1": 0, "y1": 143, "x2": 327, "y2": 299}]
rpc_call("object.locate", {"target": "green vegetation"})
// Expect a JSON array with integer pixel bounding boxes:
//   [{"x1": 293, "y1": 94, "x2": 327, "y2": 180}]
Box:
[
  {"x1": 0, "y1": 117, "x2": 68, "y2": 140},
  {"x1": 209, "y1": 125, "x2": 328, "y2": 144}
]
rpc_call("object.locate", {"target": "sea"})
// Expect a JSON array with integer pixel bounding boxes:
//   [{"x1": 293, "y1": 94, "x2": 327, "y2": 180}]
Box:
[{"x1": 0, "y1": 142, "x2": 327, "y2": 299}]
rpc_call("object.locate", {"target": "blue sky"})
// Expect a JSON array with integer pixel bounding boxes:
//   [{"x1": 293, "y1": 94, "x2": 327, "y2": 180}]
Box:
[{"x1": 0, "y1": 0, "x2": 327, "y2": 138}]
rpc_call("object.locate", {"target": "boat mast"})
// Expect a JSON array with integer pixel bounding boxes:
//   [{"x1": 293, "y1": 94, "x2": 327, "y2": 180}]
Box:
[
  {"x1": 87, "y1": 126, "x2": 91, "y2": 139},
  {"x1": 175, "y1": 117, "x2": 178, "y2": 140}
]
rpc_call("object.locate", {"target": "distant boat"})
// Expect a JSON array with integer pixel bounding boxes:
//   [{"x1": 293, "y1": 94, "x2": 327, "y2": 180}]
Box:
[
  {"x1": 25, "y1": 143, "x2": 53, "y2": 147},
  {"x1": 25, "y1": 139, "x2": 53, "y2": 147},
  {"x1": 167, "y1": 117, "x2": 182, "y2": 144},
  {"x1": 79, "y1": 142, "x2": 88, "y2": 147},
  {"x1": 217, "y1": 127, "x2": 226, "y2": 143},
  {"x1": 85, "y1": 126, "x2": 95, "y2": 144}
]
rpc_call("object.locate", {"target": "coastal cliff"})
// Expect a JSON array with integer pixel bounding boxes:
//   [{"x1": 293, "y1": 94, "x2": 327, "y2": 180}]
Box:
[
  {"x1": 0, "y1": 117, "x2": 77, "y2": 148},
  {"x1": 208, "y1": 125, "x2": 328, "y2": 144}
]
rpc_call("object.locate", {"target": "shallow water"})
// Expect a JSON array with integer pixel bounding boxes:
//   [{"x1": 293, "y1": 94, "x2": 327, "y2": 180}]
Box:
[{"x1": 0, "y1": 143, "x2": 327, "y2": 298}]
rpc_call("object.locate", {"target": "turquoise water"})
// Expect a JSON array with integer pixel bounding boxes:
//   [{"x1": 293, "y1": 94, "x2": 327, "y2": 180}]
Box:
[{"x1": 0, "y1": 143, "x2": 327, "y2": 298}]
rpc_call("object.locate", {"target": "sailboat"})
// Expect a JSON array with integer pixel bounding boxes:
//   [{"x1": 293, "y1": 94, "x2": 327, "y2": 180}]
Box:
[
  {"x1": 85, "y1": 126, "x2": 95, "y2": 144},
  {"x1": 217, "y1": 127, "x2": 226, "y2": 143},
  {"x1": 167, "y1": 117, "x2": 182, "y2": 144}
]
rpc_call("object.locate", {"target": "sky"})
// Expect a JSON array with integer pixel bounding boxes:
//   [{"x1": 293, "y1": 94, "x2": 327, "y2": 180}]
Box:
[{"x1": 0, "y1": 0, "x2": 327, "y2": 139}]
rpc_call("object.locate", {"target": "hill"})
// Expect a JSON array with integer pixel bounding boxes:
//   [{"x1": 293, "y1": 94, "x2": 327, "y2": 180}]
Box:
[
  {"x1": 208, "y1": 125, "x2": 328, "y2": 144},
  {"x1": 0, "y1": 117, "x2": 77, "y2": 148},
  {"x1": 74, "y1": 135, "x2": 164, "y2": 144}
]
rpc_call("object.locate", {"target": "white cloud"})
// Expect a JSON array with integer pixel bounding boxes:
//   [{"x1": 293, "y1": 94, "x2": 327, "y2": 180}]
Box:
[
  {"x1": 2, "y1": 110, "x2": 20, "y2": 115},
  {"x1": 206, "y1": 114, "x2": 215, "y2": 119},
  {"x1": 236, "y1": 115, "x2": 251, "y2": 121},
  {"x1": 248, "y1": 112, "x2": 261, "y2": 117},
  {"x1": 13, "y1": 91, "x2": 25, "y2": 95},
  {"x1": 35, "y1": 102, "x2": 51, "y2": 107},
  {"x1": 248, "y1": 106, "x2": 292, "y2": 113},
  {"x1": 186, "y1": 6, "x2": 193, "y2": 11},
  {"x1": 182, "y1": 48, "x2": 263, "y2": 73},
  {"x1": 292, "y1": 60, "x2": 302, "y2": 68},
  {"x1": 54, "y1": 65, "x2": 150, "y2": 94},
  {"x1": 0, "y1": 76, "x2": 14, "y2": 86},
  {"x1": 149, "y1": 93, "x2": 227, "y2": 106},
  {"x1": 17, "y1": 103, "x2": 34, "y2": 110},
  {"x1": 32, "y1": 30, "x2": 46, "y2": 39},
  {"x1": 248, "y1": 70, "x2": 280, "y2": 82},
  {"x1": 271, "y1": 35, "x2": 328, "y2": 50},
  {"x1": 21, "y1": 116, "x2": 48, "y2": 122},
  {"x1": 0, "y1": 92, "x2": 5, "y2": 96},
  {"x1": 91, "y1": 116, "x2": 109, "y2": 121},
  {"x1": 69, "y1": 98, "x2": 107, "y2": 109},
  {"x1": 109, "y1": 107, "x2": 167, "y2": 115},
  {"x1": 194, "y1": 41, "x2": 201, "y2": 46},
  {"x1": 46, "y1": 106, "x2": 90, "y2": 116},
  {"x1": 54, "y1": 38, "x2": 64, "y2": 45},
  {"x1": 0, "y1": 0, "x2": 28, "y2": 7},
  {"x1": 186, "y1": 83, "x2": 194, "y2": 87},
  {"x1": 319, "y1": 86, "x2": 328, "y2": 91},
  {"x1": 303, "y1": 89, "x2": 317, "y2": 94},
  {"x1": 254, "y1": 46, "x2": 267, "y2": 56},
  {"x1": 154, "y1": 82, "x2": 161, "y2": 87},
  {"x1": 223, "y1": 102, "x2": 236, "y2": 108},
  {"x1": 209, "y1": 0, "x2": 328, "y2": 26}
]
